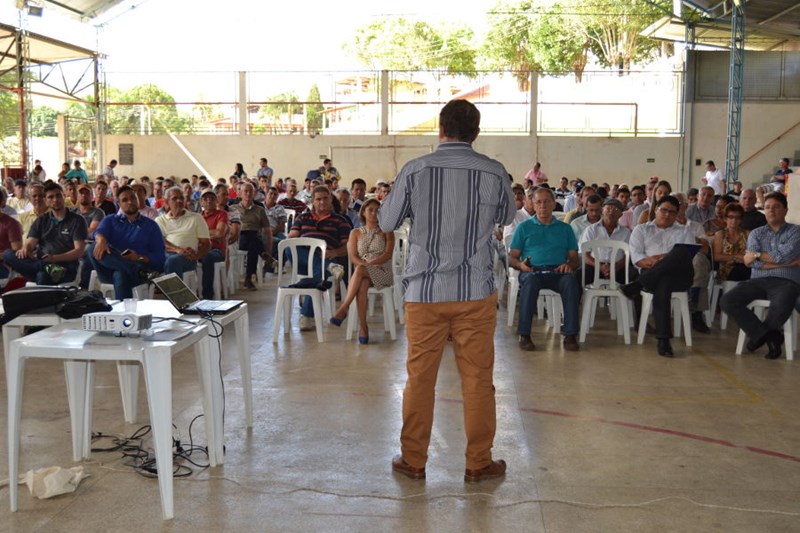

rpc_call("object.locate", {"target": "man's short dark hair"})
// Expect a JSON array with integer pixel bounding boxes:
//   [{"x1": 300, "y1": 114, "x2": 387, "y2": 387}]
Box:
[
  {"x1": 312, "y1": 185, "x2": 331, "y2": 197},
  {"x1": 43, "y1": 182, "x2": 63, "y2": 195},
  {"x1": 586, "y1": 194, "x2": 603, "y2": 205},
  {"x1": 439, "y1": 99, "x2": 480, "y2": 143},
  {"x1": 781, "y1": 157, "x2": 790, "y2": 165},
  {"x1": 764, "y1": 191, "x2": 787, "y2": 208},
  {"x1": 630, "y1": 185, "x2": 645, "y2": 194},
  {"x1": 351, "y1": 178, "x2": 366, "y2": 187},
  {"x1": 199, "y1": 179, "x2": 211, "y2": 188},
  {"x1": 706, "y1": 160, "x2": 715, "y2": 166},
  {"x1": 687, "y1": 187, "x2": 699, "y2": 196},
  {"x1": 532, "y1": 186, "x2": 555, "y2": 202},
  {"x1": 656, "y1": 195, "x2": 680, "y2": 210},
  {"x1": 117, "y1": 185, "x2": 134, "y2": 198}
]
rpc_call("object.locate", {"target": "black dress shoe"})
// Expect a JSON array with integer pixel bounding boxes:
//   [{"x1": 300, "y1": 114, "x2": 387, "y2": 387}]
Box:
[
  {"x1": 657, "y1": 338, "x2": 674, "y2": 357},
  {"x1": 691, "y1": 312, "x2": 710, "y2": 334},
  {"x1": 746, "y1": 331, "x2": 770, "y2": 353},
  {"x1": 765, "y1": 330, "x2": 784, "y2": 360},
  {"x1": 518, "y1": 335, "x2": 535, "y2": 351},
  {"x1": 620, "y1": 281, "x2": 643, "y2": 300}
]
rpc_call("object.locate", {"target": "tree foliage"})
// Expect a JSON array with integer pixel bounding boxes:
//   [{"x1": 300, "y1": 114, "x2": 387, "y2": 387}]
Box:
[
  {"x1": 259, "y1": 92, "x2": 300, "y2": 122},
  {"x1": 306, "y1": 84, "x2": 324, "y2": 134},
  {"x1": 30, "y1": 106, "x2": 59, "y2": 137},
  {"x1": 344, "y1": 18, "x2": 476, "y2": 73}
]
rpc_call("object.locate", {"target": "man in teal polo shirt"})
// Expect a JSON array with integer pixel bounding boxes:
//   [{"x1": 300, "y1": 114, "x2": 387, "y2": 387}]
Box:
[{"x1": 510, "y1": 187, "x2": 580, "y2": 351}]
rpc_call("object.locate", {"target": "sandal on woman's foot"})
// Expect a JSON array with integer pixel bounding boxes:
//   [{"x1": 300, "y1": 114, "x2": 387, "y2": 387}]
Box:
[{"x1": 330, "y1": 316, "x2": 344, "y2": 327}]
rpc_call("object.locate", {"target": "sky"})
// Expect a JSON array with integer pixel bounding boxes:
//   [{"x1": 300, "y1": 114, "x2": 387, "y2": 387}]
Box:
[{"x1": 1, "y1": 0, "x2": 491, "y2": 102}]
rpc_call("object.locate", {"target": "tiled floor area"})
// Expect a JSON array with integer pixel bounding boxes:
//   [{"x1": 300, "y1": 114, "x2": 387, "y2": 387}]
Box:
[{"x1": 2, "y1": 277, "x2": 800, "y2": 532}]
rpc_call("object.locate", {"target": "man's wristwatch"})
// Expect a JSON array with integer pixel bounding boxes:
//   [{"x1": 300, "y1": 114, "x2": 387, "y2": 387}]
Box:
[{"x1": 754, "y1": 252, "x2": 762, "y2": 261}]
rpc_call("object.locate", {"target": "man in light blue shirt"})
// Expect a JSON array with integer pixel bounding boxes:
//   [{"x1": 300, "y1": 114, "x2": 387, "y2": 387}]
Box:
[
  {"x1": 380, "y1": 99, "x2": 514, "y2": 484},
  {"x1": 721, "y1": 192, "x2": 800, "y2": 360}
]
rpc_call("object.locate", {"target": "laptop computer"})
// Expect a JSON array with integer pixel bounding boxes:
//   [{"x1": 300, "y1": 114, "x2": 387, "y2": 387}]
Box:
[{"x1": 152, "y1": 273, "x2": 244, "y2": 315}]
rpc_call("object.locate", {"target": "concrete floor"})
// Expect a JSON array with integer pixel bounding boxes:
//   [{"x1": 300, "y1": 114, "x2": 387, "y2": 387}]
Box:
[{"x1": 1, "y1": 278, "x2": 800, "y2": 532}]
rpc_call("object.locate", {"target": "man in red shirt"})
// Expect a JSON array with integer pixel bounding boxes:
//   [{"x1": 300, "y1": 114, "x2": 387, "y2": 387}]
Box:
[
  {"x1": 200, "y1": 191, "x2": 229, "y2": 299},
  {"x1": 0, "y1": 188, "x2": 22, "y2": 278}
]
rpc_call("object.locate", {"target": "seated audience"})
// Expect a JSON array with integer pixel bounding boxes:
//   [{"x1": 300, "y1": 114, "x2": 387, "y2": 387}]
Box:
[
  {"x1": 264, "y1": 186, "x2": 288, "y2": 264},
  {"x1": 329, "y1": 199, "x2": 395, "y2": 343},
  {"x1": 739, "y1": 188, "x2": 766, "y2": 230},
  {"x1": 199, "y1": 191, "x2": 229, "y2": 299},
  {"x1": 155, "y1": 186, "x2": 211, "y2": 278},
  {"x1": 64, "y1": 160, "x2": 89, "y2": 183},
  {"x1": 4, "y1": 182, "x2": 87, "y2": 285},
  {"x1": 88, "y1": 185, "x2": 166, "y2": 299},
  {"x1": 674, "y1": 192, "x2": 713, "y2": 333},
  {"x1": 509, "y1": 187, "x2": 580, "y2": 352},
  {"x1": 8, "y1": 180, "x2": 31, "y2": 213},
  {"x1": 712, "y1": 203, "x2": 751, "y2": 282},
  {"x1": 349, "y1": 178, "x2": 367, "y2": 212},
  {"x1": 721, "y1": 193, "x2": 799, "y2": 360},
  {"x1": 578, "y1": 198, "x2": 632, "y2": 285},
  {"x1": 570, "y1": 193, "x2": 603, "y2": 241},
  {"x1": 288, "y1": 185, "x2": 350, "y2": 332},
  {"x1": 232, "y1": 182, "x2": 272, "y2": 290},
  {"x1": 623, "y1": 195, "x2": 696, "y2": 357},
  {"x1": 0, "y1": 191, "x2": 23, "y2": 278},
  {"x1": 703, "y1": 195, "x2": 734, "y2": 236},
  {"x1": 17, "y1": 183, "x2": 48, "y2": 235},
  {"x1": 72, "y1": 183, "x2": 105, "y2": 234},
  {"x1": 131, "y1": 183, "x2": 159, "y2": 219},
  {"x1": 503, "y1": 186, "x2": 534, "y2": 239},
  {"x1": 685, "y1": 186, "x2": 715, "y2": 225},
  {"x1": 278, "y1": 181, "x2": 308, "y2": 213},
  {"x1": 637, "y1": 180, "x2": 672, "y2": 225},
  {"x1": 94, "y1": 180, "x2": 117, "y2": 217}
]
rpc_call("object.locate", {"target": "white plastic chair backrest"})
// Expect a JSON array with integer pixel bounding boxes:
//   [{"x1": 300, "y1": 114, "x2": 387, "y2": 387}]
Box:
[
  {"x1": 285, "y1": 209, "x2": 296, "y2": 231},
  {"x1": 277, "y1": 237, "x2": 327, "y2": 286},
  {"x1": 503, "y1": 234, "x2": 518, "y2": 281},
  {"x1": 393, "y1": 229, "x2": 409, "y2": 275},
  {"x1": 581, "y1": 239, "x2": 630, "y2": 289},
  {"x1": 552, "y1": 211, "x2": 566, "y2": 221}
]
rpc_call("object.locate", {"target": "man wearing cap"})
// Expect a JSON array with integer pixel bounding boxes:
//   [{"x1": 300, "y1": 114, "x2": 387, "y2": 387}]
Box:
[
  {"x1": 156, "y1": 186, "x2": 211, "y2": 279},
  {"x1": 3, "y1": 182, "x2": 87, "y2": 285},
  {"x1": 89, "y1": 185, "x2": 165, "y2": 299},
  {"x1": 579, "y1": 198, "x2": 632, "y2": 285},
  {"x1": 64, "y1": 160, "x2": 89, "y2": 184},
  {"x1": 510, "y1": 187, "x2": 581, "y2": 352},
  {"x1": 570, "y1": 193, "x2": 603, "y2": 241},
  {"x1": 8, "y1": 180, "x2": 31, "y2": 213},
  {"x1": 72, "y1": 183, "x2": 105, "y2": 234}
]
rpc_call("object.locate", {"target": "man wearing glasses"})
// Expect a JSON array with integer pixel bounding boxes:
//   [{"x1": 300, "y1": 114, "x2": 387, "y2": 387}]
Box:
[{"x1": 622, "y1": 195, "x2": 696, "y2": 357}]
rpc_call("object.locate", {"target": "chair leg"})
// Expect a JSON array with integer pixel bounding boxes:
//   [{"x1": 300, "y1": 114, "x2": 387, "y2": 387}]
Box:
[
  {"x1": 311, "y1": 295, "x2": 324, "y2": 343},
  {"x1": 579, "y1": 295, "x2": 594, "y2": 343},
  {"x1": 637, "y1": 293, "x2": 653, "y2": 344},
  {"x1": 272, "y1": 293, "x2": 284, "y2": 342}
]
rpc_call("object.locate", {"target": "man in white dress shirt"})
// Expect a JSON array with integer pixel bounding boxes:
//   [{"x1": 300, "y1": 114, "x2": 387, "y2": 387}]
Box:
[
  {"x1": 622, "y1": 195, "x2": 696, "y2": 357},
  {"x1": 579, "y1": 198, "x2": 632, "y2": 285}
]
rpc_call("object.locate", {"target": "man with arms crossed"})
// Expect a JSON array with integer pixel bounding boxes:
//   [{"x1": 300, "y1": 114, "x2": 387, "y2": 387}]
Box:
[
  {"x1": 380, "y1": 99, "x2": 515, "y2": 483},
  {"x1": 721, "y1": 192, "x2": 800, "y2": 360}
]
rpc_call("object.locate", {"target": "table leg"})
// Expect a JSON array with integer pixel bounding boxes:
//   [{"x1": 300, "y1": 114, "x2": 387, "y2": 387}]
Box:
[
  {"x1": 234, "y1": 312, "x2": 253, "y2": 428},
  {"x1": 196, "y1": 336, "x2": 222, "y2": 466},
  {"x1": 7, "y1": 350, "x2": 25, "y2": 512},
  {"x1": 116, "y1": 362, "x2": 140, "y2": 423},
  {"x1": 3, "y1": 325, "x2": 23, "y2": 369},
  {"x1": 63, "y1": 360, "x2": 93, "y2": 461},
  {"x1": 141, "y1": 349, "x2": 174, "y2": 520}
]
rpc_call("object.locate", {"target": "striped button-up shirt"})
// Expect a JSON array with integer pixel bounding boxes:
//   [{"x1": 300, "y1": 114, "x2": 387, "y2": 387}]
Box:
[
  {"x1": 379, "y1": 141, "x2": 515, "y2": 303},
  {"x1": 748, "y1": 222, "x2": 800, "y2": 285}
]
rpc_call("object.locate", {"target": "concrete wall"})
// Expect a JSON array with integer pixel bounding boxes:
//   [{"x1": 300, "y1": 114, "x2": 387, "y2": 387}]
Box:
[{"x1": 100, "y1": 101, "x2": 798, "y2": 194}]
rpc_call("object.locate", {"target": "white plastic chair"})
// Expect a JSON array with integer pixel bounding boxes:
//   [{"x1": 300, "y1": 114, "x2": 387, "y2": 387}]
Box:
[
  {"x1": 735, "y1": 301, "x2": 797, "y2": 360},
  {"x1": 708, "y1": 275, "x2": 740, "y2": 330},
  {"x1": 346, "y1": 285, "x2": 397, "y2": 341},
  {"x1": 579, "y1": 240, "x2": 632, "y2": 344},
  {"x1": 88, "y1": 270, "x2": 153, "y2": 300},
  {"x1": 637, "y1": 291, "x2": 692, "y2": 347},
  {"x1": 505, "y1": 234, "x2": 562, "y2": 329},
  {"x1": 392, "y1": 229, "x2": 409, "y2": 324},
  {"x1": 195, "y1": 260, "x2": 227, "y2": 300},
  {"x1": 272, "y1": 238, "x2": 330, "y2": 343}
]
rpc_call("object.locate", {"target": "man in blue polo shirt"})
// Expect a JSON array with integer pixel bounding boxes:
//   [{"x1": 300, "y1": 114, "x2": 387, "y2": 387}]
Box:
[
  {"x1": 88, "y1": 185, "x2": 166, "y2": 299},
  {"x1": 510, "y1": 187, "x2": 580, "y2": 351},
  {"x1": 288, "y1": 185, "x2": 350, "y2": 331}
]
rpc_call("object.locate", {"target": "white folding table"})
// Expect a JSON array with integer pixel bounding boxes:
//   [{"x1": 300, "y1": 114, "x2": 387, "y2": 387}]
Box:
[{"x1": 6, "y1": 320, "x2": 219, "y2": 520}]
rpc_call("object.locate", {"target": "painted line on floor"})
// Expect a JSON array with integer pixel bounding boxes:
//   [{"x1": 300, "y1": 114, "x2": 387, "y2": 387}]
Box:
[
  {"x1": 524, "y1": 394, "x2": 753, "y2": 405},
  {"x1": 694, "y1": 348, "x2": 780, "y2": 416},
  {"x1": 520, "y1": 406, "x2": 800, "y2": 464}
]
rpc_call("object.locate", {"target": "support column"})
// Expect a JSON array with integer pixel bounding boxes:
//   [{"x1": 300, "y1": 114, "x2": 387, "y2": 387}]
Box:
[
  {"x1": 529, "y1": 71, "x2": 539, "y2": 159},
  {"x1": 724, "y1": 0, "x2": 746, "y2": 187},
  {"x1": 238, "y1": 71, "x2": 247, "y2": 136},
  {"x1": 380, "y1": 70, "x2": 389, "y2": 136}
]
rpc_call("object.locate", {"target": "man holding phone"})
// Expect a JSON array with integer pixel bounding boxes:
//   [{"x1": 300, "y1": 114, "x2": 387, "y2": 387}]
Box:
[
  {"x1": 3, "y1": 182, "x2": 87, "y2": 285},
  {"x1": 88, "y1": 185, "x2": 165, "y2": 299}
]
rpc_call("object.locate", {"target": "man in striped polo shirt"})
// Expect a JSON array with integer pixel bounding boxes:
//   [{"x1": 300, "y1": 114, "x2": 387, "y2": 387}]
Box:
[
  {"x1": 288, "y1": 185, "x2": 350, "y2": 331},
  {"x1": 380, "y1": 99, "x2": 515, "y2": 483}
]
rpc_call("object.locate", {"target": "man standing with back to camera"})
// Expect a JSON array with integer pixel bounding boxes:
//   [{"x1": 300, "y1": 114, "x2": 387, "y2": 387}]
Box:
[{"x1": 380, "y1": 99, "x2": 515, "y2": 483}]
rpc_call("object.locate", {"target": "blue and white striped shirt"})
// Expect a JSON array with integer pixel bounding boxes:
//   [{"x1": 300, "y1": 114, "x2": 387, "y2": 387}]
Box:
[
  {"x1": 748, "y1": 222, "x2": 800, "y2": 285},
  {"x1": 378, "y1": 142, "x2": 515, "y2": 303}
]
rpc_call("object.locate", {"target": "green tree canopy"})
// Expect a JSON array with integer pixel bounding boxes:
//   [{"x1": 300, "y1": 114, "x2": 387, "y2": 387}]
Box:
[
  {"x1": 30, "y1": 106, "x2": 59, "y2": 137},
  {"x1": 344, "y1": 18, "x2": 477, "y2": 73},
  {"x1": 306, "y1": 84, "x2": 324, "y2": 134}
]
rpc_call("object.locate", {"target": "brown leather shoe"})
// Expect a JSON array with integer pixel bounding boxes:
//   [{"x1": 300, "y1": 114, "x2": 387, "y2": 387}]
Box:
[
  {"x1": 392, "y1": 455, "x2": 425, "y2": 480},
  {"x1": 464, "y1": 459, "x2": 507, "y2": 483},
  {"x1": 563, "y1": 334, "x2": 579, "y2": 351},
  {"x1": 518, "y1": 335, "x2": 535, "y2": 351}
]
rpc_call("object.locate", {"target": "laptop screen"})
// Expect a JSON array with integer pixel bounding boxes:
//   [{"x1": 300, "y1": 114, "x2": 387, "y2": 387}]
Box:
[{"x1": 152, "y1": 273, "x2": 199, "y2": 310}]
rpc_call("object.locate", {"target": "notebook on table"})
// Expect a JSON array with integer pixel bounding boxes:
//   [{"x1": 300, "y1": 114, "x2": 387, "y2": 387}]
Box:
[{"x1": 151, "y1": 273, "x2": 244, "y2": 315}]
